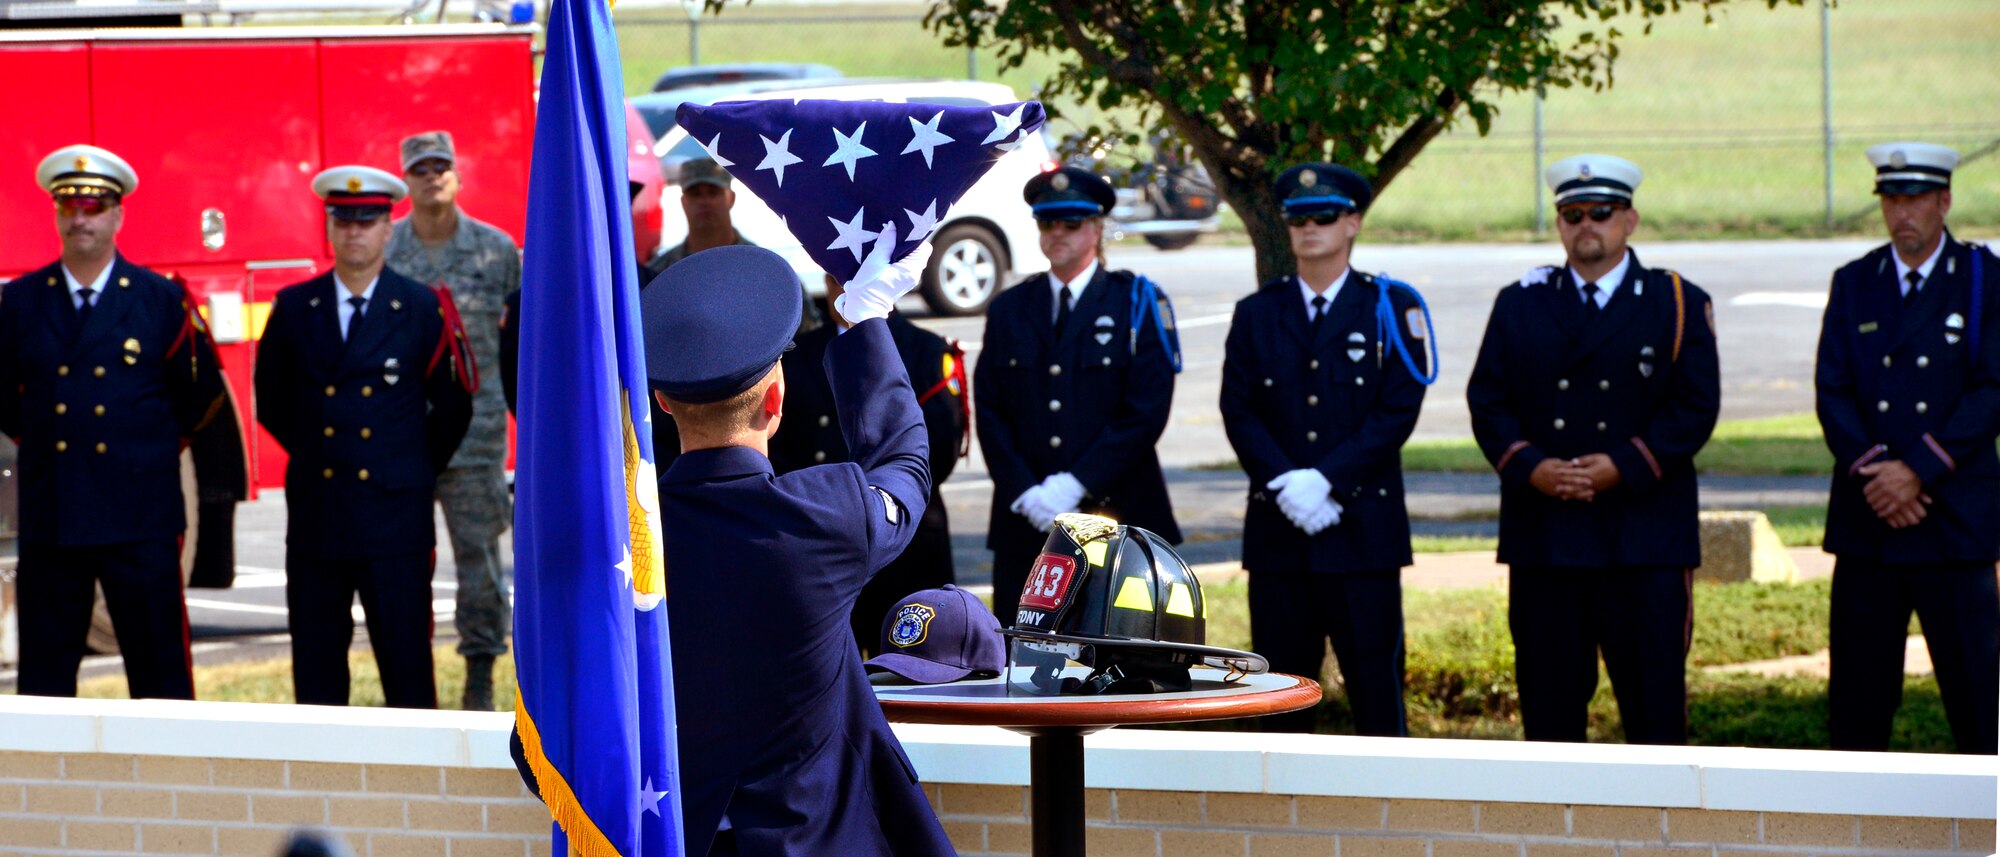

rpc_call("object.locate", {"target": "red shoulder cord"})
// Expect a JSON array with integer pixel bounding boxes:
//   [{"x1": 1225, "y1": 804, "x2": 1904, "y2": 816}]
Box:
[{"x1": 428, "y1": 284, "x2": 480, "y2": 394}]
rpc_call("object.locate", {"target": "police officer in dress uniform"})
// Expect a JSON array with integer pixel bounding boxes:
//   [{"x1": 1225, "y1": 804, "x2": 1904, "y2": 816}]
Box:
[
  {"x1": 1817, "y1": 142, "x2": 1999, "y2": 755},
  {"x1": 254, "y1": 166, "x2": 474, "y2": 708},
  {"x1": 772, "y1": 274, "x2": 967, "y2": 657},
  {"x1": 1220, "y1": 164, "x2": 1430, "y2": 735},
  {"x1": 385, "y1": 131, "x2": 521, "y2": 710},
  {"x1": 976, "y1": 166, "x2": 1180, "y2": 622},
  {"x1": 1466, "y1": 154, "x2": 1720, "y2": 744},
  {"x1": 0, "y1": 145, "x2": 225, "y2": 699},
  {"x1": 641, "y1": 240, "x2": 952, "y2": 855}
]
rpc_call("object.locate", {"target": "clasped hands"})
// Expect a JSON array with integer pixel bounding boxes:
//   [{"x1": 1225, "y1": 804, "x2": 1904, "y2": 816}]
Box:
[
  {"x1": 1856, "y1": 460, "x2": 1931, "y2": 529},
  {"x1": 1012, "y1": 472, "x2": 1087, "y2": 532},
  {"x1": 1265, "y1": 469, "x2": 1342, "y2": 536},
  {"x1": 1528, "y1": 454, "x2": 1621, "y2": 502}
]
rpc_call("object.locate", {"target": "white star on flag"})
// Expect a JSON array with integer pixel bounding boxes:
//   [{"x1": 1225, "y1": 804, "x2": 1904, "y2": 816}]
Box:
[
  {"x1": 640, "y1": 777, "x2": 667, "y2": 817},
  {"x1": 904, "y1": 200, "x2": 941, "y2": 243},
  {"x1": 756, "y1": 128, "x2": 804, "y2": 187},
  {"x1": 823, "y1": 121, "x2": 878, "y2": 181},
  {"x1": 827, "y1": 207, "x2": 873, "y2": 262},
  {"x1": 901, "y1": 111, "x2": 955, "y2": 168},
  {"x1": 698, "y1": 133, "x2": 733, "y2": 168},
  {"x1": 615, "y1": 544, "x2": 633, "y2": 589},
  {"x1": 981, "y1": 103, "x2": 1027, "y2": 146}
]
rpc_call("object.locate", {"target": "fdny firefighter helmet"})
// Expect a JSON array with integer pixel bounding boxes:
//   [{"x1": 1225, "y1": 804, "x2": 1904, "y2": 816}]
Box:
[{"x1": 1004, "y1": 513, "x2": 1267, "y2": 695}]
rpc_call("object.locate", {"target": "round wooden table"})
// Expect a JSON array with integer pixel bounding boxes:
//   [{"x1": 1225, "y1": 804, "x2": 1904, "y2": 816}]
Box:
[{"x1": 876, "y1": 667, "x2": 1320, "y2": 857}]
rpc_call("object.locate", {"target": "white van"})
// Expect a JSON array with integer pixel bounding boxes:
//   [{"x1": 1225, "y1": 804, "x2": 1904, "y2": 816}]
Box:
[{"x1": 647, "y1": 78, "x2": 1052, "y2": 316}]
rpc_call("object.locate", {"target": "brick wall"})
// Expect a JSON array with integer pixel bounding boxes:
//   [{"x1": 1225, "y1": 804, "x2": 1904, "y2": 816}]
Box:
[
  {"x1": 922, "y1": 785, "x2": 1998, "y2": 857},
  {"x1": 0, "y1": 751, "x2": 544, "y2": 857},
  {"x1": 1, "y1": 750, "x2": 1992, "y2": 857}
]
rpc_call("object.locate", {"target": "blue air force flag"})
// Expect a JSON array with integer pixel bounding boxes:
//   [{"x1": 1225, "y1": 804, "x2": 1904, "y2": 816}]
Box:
[{"x1": 674, "y1": 99, "x2": 1045, "y2": 283}]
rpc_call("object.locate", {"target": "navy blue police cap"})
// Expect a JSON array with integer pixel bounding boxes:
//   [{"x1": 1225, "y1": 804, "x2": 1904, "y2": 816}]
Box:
[
  {"x1": 1023, "y1": 165, "x2": 1115, "y2": 219},
  {"x1": 1276, "y1": 163, "x2": 1373, "y2": 217},
  {"x1": 640, "y1": 245, "x2": 801, "y2": 404}
]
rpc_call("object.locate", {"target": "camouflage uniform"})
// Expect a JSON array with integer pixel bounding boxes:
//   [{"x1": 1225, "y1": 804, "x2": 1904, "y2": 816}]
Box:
[{"x1": 387, "y1": 211, "x2": 517, "y2": 661}]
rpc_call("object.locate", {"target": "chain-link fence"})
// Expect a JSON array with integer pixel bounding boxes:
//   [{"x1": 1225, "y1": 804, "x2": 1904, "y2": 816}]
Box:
[{"x1": 608, "y1": 0, "x2": 1997, "y2": 239}]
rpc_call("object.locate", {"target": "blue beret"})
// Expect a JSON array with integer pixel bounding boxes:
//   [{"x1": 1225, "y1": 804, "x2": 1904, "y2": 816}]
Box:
[
  {"x1": 641, "y1": 245, "x2": 801, "y2": 404},
  {"x1": 1275, "y1": 163, "x2": 1373, "y2": 216},
  {"x1": 1023, "y1": 166, "x2": 1115, "y2": 218}
]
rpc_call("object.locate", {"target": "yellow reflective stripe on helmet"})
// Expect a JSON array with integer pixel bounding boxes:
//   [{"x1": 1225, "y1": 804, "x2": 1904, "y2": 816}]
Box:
[
  {"x1": 1166, "y1": 583, "x2": 1197, "y2": 618},
  {"x1": 1112, "y1": 576, "x2": 1154, "y2": 612},
  {"x1": 1082, "y1": 540, "x2": 1109, "y2": 568}
]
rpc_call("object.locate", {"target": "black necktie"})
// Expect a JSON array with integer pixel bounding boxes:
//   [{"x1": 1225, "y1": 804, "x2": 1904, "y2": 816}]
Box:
[
  {"x1": 1053, "y1": 285, "x2": 1072, "y2": 331},
  {"x1": 76, "y1": 287, "x2": 95, "y2": 326},
  {"x1": 1310, "y1": 295, "x2": 1328, "y2": 335},
  {"x1": 1581, "y1": 282, "x2": 1602, "y2": 321},
  {"x1": 1904, "y1": 271, "x2": 1923, "y2": 304},
  {"x1": 346, "y1": 296, "x2": 367, "y2": 341}
]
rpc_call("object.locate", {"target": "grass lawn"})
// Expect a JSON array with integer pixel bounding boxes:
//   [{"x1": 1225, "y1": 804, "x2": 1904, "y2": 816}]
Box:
[
  {"x1": 602, "y1": 0, "x2": 2000, "y2": 240},
  {"x1": 1397, "y1": 413, "x2": 1836, "y2": 476},
  {"x1": 80, "y1": 575, "x2": 1949, "y2": 751}
]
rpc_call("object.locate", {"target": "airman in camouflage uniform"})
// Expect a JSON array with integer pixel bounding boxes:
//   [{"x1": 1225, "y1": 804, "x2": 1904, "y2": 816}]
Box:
[{"x1": 386, "y1": 131, "x2": 519, "y2": 709}]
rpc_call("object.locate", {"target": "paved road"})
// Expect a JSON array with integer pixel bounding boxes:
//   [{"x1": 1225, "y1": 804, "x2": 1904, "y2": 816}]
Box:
[{"x1": 6, "y1": 237, "x2": 1865, "y2": 684}]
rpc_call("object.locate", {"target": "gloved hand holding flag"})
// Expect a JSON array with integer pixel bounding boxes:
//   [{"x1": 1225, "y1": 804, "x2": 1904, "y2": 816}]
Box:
[{"x1": 673, "y1": 97, "x2": 1045, "y2": 290}]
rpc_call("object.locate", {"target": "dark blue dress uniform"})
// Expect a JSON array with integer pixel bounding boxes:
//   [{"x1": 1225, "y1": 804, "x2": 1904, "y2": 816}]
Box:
[
  {"x1": 630, "y1": 246, "x2": 951, "y2": 856},
  {"x1": 0, "y1": 255, "x2": 225, "y2": 699},
  {"x1": 978, "y1": 167, "x2": 1179, "y2": 622},
  {"x1": 1, "y1": 144, "x2": 225, "y2": 701},
  {"x1": 771, "y1": 313, "x2": 966, "y2": 655},
  {"x1": 1816, "y1": 145, "x2": 1999, "y2": 755},
  {"x1": 254, "y1": 263, "x2": 473, "y2": 708},
  {"x1": 1220, "y1": 164, "x2": 1428, "y2": 736},
  {"x1": 1467, "y1": 245, "x2": 1720, "y2": 744}
]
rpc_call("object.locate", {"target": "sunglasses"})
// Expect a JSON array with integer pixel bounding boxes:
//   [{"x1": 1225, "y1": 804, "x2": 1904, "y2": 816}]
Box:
[
  {"x1": 1036, "y1": 218, "x2": 1090, "y2": 233},
  {"x1": 1559, "y1": 204, "x2": 1624, "y2": 225},
  {"x1": 407, "y1": 161, "x2": 453, "y2": 178},
  {"x1": 55, "y1": 198, "x2": 114, "y2": 217},
  {"x1": 1285, "y1": 213, "x2": 1344, "y2": 228}
]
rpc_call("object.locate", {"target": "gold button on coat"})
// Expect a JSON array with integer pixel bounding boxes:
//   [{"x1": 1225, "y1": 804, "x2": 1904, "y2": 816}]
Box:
[
  {"x1": 95, "y1": 442, "x2": 106, "y2": 454},
  {"x1": 55, "y1": 441, "x2": 67, "y2": 452},
  {"x1": 57, "y1": 365, "x2": 69, "y2": 376},
  {"x1": 817, "y1": 415, "x2": 829, "y2": 427},
  {"x1": 1597, "y1": 422, "x2": 1607, "y2": 432},
  {"x1": 358, "y1": 469, "x2": 370, "y2": 481},
  {"x1": 1307, "y1": 395, "x2": 1318, "y2": 407},
  {"x1": 1599, "y1": 380, "x2": 1610, "y2": 391},
  {"x1": 93, "y1": 405, "x2": 104, "y2": 416},
  {"x1": 324, "y1": 427, "x2": 335, "y2": 437},
  {"x1": 360, "y1": 428, "x2": 371, "y2": 439},
  {"x1": 93, "y1": 366, "x2": 105, "y2": 377},
  {"x1": 361, "y1": 386, "x2": 373, "y2": 397},
  {"x1": 1883, "y1": 355, "x2": 1893, "y2": 368},
  {"x1": 1878, "y1": 400, "x2": 1890, "y2": 412},
  {"x1": 1048, "y1": 365, "x2": 1061, "y2": 376},
  {"x1": 1917, "y1": 356, "x2": 1930, "y2": 368},
  {"x1": 325, "y1": 385, "x2": 336, "y2": 397},
  {"x1": 54, "y1": 403, "x2": 66, "y2": 414},
  {"x1": 323, "y1": 468, "x2": 334, "y2": 479}
]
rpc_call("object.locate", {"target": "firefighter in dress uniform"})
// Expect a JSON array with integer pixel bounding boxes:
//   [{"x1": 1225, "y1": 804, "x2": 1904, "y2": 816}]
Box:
[
  {"x1": 0, "y1": 145, "x2": 225, "y2": 699},
  {"x1": 1466, "y1": 154, "x2": 1721, "y2": 744},
  {"x1": 1220, "y1": 164, "x2": 1435, "y2": 735},
  {"x1": 771, "y1": 273, "x2": 968, "y2": 656},
  {"x1": 975, "y1": 166, "x2": 1180, "y2": 622},
  {"x1": 1817, "y1": 142, "x2": 1999, "y2": 755},
  {"x1": 253, "y1": 166, "x2": 474, "y2": 708},
  {"x1": 637, "y1": 241, "x2": 953, "y2": 855}
]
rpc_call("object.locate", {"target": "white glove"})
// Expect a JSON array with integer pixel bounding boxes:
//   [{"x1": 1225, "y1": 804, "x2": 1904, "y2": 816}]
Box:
[
  {"x1": 834, "y1": 222, "x2": 933, "y2": 326},
  {"x1": 1039, "y1": 472, "x2": 1087, "y2": 514},
  {"x1": 1011, "y1": 486, "x2": 1059, "y2": 532},
  {"x1": 1298, "y1": 497, "x2": 1343, "y2": 536},
  {"x1": 1266, "y1": 468, "x2": 1332, "y2": 522}
]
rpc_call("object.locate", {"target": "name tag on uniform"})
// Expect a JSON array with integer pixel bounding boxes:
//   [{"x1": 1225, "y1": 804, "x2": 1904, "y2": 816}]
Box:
[{"x1": 1857, "y1": 322, "x2": 1879, "y2": 334}]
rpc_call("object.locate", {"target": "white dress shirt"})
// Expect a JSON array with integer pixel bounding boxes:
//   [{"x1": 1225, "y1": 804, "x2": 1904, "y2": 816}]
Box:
[
  {"x1": 1297, "y1": 269, "x2": 1351, "y2": 321},
  {"x1": 1049, "y1": 259, "x2": 1099, "y2": 323},
  {"x1": 334, "y1": 274, "x2": 380, "y2": 341},
  {"x1": 1568, "y1": 250, "x2": 1633, "y2": 309},
  {"x1": 61, "y1": 261, "x2": 113, "y2": 312},
  {"x1": 1893, "y1": 234, "x2": 1945, "y2": 298}
]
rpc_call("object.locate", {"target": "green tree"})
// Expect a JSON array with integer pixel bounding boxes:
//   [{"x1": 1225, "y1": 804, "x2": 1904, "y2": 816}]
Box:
[{"x1": 921, "y1": 0, "x2": 1799, "y2": 281}]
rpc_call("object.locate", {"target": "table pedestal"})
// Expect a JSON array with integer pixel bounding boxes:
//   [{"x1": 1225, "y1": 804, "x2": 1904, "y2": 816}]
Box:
[{"x1": 1027, "y1": 730, "x2": 1085, "y2": 857}]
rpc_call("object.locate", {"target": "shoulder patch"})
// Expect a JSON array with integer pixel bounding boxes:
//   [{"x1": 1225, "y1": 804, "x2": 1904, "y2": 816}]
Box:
[{"x1": 1404, "y1": 306, "x2": 1428, "y2": 341}]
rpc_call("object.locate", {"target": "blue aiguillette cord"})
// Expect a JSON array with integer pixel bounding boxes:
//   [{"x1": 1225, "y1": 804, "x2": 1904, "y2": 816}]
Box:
[
  {"x1": 1372, "y1": 273, "x2": 1439, "y2": 385},
  {"x1": 1128, "y1": 274, "x2": 1184, "y2": 373}
]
